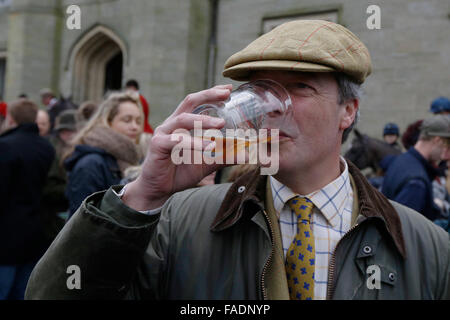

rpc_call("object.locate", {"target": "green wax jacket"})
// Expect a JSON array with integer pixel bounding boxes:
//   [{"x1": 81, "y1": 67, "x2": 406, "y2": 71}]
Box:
[{"x1": 25, "y1": 161, "x2": 450, "y2": 300}]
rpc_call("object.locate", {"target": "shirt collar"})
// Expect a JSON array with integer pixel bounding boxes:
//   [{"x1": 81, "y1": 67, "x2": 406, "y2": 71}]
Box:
[{"x1": 270, "y1": 157, "x2": 352, "y2": 228}]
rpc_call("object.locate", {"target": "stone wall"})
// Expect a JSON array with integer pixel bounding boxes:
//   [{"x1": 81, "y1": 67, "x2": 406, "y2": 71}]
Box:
[
  {"x1": 0, "y1": 3, "x2": 9, "y2": 100},
  {"x1": 3, "y1": 0, "x2": 60, "y2": 103},
  {"x1": 2, "y1": 0, "x2": 210, "y2": 128},
  {"x1": 57, "y1": 0, "x2": 210, "y2": 127},
  {"x1": 0, "y1": 5, "x2": 8, "y2": 52}
]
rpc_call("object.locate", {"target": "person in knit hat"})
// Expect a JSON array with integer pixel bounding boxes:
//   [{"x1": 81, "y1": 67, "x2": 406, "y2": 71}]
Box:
[
  {"x1": 383, "y1": 122, "x2": 402, "y2": 150},
  {"x1": 430, "y1": 96, "x2": 450, "y2": 115}
]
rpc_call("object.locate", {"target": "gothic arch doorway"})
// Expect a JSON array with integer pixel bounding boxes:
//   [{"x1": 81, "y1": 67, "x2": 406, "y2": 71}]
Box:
[
  {"x1": 69, "y1": 25, "x2": 128, "y2": 103},
  {"x1": 104, "y1": 51, "x2": 123, "y2": 93}
]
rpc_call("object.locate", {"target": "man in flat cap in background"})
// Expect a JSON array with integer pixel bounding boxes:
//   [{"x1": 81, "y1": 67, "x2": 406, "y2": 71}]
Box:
[
  {"x1": 27, "y1": 20, "x2": 449, "y2": 300},
  {"x1": 40, "y1": 110, "x2": 79, "y2": 244},
  {"x1": 382, "y1": 115, "x2": 450, "y2": 221}
]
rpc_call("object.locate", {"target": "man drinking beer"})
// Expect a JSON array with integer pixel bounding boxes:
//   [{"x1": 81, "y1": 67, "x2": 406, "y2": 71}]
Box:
[{"x1": 27, "y1": 20, "x2": 449, "y2": 300}]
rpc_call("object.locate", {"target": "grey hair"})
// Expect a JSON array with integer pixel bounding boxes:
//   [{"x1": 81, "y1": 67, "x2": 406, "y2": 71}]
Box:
[{"x1": 335, "y1": 73, "x2": 363, "y2": 143}]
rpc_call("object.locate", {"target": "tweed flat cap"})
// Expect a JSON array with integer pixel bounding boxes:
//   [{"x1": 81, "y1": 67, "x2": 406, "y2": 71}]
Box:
[{"x1": 223, "y1": 20, "x2": 372, "y2": 84}]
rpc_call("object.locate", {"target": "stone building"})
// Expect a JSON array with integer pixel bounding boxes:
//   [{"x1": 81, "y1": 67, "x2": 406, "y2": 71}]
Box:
[{"x1": 0, "y1": 0, "x2": 448, "y2": 139}]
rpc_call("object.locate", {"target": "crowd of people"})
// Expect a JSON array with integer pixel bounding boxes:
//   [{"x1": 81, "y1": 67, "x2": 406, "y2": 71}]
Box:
[
  {"x1": 0, "y1": 19, "x2": 449, "y2": 301},
  {"x1": 0, "y1": 80, "x2": 156, "y2": 299},
  {"x1": 367, "y1": 97, "x2": 450, "y2": 230}
]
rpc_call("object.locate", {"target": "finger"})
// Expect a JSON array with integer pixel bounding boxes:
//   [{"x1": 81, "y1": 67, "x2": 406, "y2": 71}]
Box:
[
  {"x1": 170, "y1": 135, "x2": 215, "y2": 152},
  {"x1": 149, "y1": 132, "x2": 215, "y2": 157},
  {"x1": 213, "y1": 84, "x2": 233, "y2": 91},
  {"x1": 171, "y1": 86, "x2": 232, "y2": 117},
  {"x1": 158, "y1": 113, "x2": 225, "y2": 135},
  {"x1": 155, "y1": 135, "x2": 221, "y2": 168}
]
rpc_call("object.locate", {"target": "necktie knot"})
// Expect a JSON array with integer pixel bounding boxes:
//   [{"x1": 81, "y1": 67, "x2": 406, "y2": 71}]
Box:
[{"x1": 288, "y1": 196, "x2": 314, "y2": 222}]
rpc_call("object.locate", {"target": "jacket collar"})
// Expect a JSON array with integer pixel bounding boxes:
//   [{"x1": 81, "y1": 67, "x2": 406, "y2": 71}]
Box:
[
  {"x1": 210, "y1": 167, "x2": 266, "y2": 232},
  {"x1": 408, "y1": 147, "x2": 440, "y2": 180},
  {"x1": 0, "y1": 123, "x2": 39, "y2": 138},
  {"x1": 210, "y1": 160, "x2": 406, "y2": 259}
]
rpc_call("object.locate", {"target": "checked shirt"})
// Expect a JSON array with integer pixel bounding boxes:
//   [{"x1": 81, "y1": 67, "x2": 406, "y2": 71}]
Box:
[{"x1": 270, "y1": 157, "x2": 353, "y2": 300}]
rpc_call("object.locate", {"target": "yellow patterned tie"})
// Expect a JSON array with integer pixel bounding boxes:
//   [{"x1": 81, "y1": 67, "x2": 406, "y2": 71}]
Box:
[{"x1": 285, "y1": 196, "x2": 315, "y2": 300}]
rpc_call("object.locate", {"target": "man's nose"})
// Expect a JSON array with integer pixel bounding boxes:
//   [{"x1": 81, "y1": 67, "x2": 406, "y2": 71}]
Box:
[{"x1": 131, "y1": 121, "x2": 140, "y2": 130}]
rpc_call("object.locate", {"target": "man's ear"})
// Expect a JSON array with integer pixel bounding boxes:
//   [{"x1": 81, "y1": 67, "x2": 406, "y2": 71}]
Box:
[
  {"x1": 339, "y1": 99, "x2": 359, "y2": 130},
  {"x1": 5, "y1": 114, "x2": 17, "y2": 129}
]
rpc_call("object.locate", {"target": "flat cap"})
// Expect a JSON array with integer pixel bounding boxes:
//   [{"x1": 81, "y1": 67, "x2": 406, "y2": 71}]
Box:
[
  {"x1": 55, "y1": 109, "x2": 77, "y2": 132},
  {"x1": 420, "y1": 115, "x2": 450, "y2": 138},
  {"x1": 223, "y1": 20, "x2": 372, "y2": 84}
]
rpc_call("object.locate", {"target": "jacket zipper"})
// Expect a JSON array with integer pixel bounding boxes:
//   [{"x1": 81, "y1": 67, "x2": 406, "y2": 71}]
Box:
[
  {"x1": 260, "y1": 209, "x2": 275, "y2": 300},
  {"x1": 261, "y1": 207, "x2": 363, "y2": 300},
  {"x1": 326, "y1": 222, "x2": 361, "y2": 300}
]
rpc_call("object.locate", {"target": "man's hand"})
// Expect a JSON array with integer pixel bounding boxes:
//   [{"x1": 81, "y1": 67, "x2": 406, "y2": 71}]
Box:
[{"x1": 122, "y1": 85, "x2": 233, "y2": 211}]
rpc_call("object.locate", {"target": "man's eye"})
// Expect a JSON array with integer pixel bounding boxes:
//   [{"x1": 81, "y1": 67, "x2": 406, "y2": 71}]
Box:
[
  {"x1": 294, "y1": 83, "x2": 312, "y2": 89},
  {"x1": 287, "y1": 82, "x2": 315, "y2": 94}
]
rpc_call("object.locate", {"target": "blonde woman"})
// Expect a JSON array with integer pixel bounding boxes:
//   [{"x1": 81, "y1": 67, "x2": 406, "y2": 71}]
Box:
[{"x1": 64, "y1": 92, "x2": 143, "y2": 219}]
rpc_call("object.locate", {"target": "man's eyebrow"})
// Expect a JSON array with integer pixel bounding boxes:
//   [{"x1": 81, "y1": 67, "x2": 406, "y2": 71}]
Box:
[{"x1": 292, "y1": 74, "x2": 326, "y2": 87}]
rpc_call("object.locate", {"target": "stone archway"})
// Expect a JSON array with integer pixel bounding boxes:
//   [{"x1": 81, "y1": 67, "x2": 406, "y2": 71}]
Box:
[{"x1": 69, "y1": 25, "x2": 127, "y2": 103}]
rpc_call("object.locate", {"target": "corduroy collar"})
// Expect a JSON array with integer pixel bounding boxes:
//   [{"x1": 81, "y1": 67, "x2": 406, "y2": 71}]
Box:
[{"x1": 210, "y1": 160, "x2": 406, "y2": 259}]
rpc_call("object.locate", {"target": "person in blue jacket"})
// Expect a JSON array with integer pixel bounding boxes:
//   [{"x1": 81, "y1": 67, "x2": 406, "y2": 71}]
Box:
[
  {"x1": 382, "y1": 115, "x2": 450, "y2": 221},
  {"x1": 64, "y1": 92, "x2": 143, "y2": 218}
]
